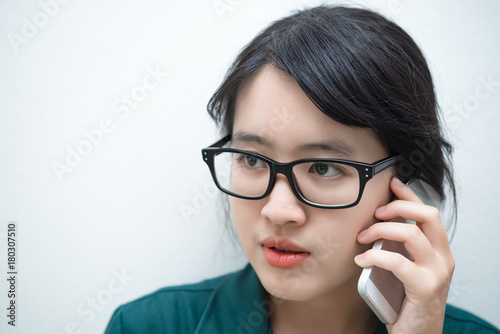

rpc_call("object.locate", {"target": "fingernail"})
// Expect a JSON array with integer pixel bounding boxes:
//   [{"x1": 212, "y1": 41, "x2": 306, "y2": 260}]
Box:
[
  {"x1": 376, "y1": 205, "x2": 386, "y2": 214},
  {"x1": 354, "y1": 254, "x2": 364, "y2": 265},
  {"x1": 393, "y1": 177, "x2": 404, "y2": 188}
]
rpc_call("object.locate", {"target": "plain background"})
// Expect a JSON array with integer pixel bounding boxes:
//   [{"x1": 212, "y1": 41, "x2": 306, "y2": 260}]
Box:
[{"x1": 1, "y1": 0, "x2": 499, "y2": 332}]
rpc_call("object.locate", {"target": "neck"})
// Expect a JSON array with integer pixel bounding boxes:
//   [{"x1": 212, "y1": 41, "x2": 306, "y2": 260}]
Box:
[{"x1": 268, "y1": 278, "x2": 379, "y2": 334}]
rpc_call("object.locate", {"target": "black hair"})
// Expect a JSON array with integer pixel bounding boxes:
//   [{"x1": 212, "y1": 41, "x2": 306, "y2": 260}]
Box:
[{"x1": 207, "y1": 5, "x2": 457, "y2": 230}]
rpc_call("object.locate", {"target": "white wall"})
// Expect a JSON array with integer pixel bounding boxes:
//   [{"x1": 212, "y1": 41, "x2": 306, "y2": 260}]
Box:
[{"x1": 0, "y1": 0, "x2": 499, "y2": 332}]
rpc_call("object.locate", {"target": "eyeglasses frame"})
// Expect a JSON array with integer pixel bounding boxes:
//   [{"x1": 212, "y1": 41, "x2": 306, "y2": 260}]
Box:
[{"x1": 201, "y1": 135, "x2": 401, "y2": 209}]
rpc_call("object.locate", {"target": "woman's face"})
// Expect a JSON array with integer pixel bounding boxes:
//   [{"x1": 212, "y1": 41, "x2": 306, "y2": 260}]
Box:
[{"x1": 229, "y1": 65, "x2": 394, "y2": 302}]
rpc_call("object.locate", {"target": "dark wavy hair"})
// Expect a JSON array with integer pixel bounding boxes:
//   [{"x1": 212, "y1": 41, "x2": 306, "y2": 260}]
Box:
[{"x1": 207, "y1": 5, "x2": 457, "y2": 230}]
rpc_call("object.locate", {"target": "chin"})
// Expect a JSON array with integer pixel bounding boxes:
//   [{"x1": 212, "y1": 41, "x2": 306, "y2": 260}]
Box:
[
  {"x1": 253, "y1": 253, "x2": 364, "y2": 303},
  {"x1": 255, "y1": 265, "x2": 339, "y2": 301}
]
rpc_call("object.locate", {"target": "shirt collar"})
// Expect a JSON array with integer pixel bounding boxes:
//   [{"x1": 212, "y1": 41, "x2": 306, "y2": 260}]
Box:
[
  {"x1": 194, "y1": 263, "x2": 272, "y2": 334},
  {"x1": 194, "y1": 263, "x2": 386, "y2": 334}
]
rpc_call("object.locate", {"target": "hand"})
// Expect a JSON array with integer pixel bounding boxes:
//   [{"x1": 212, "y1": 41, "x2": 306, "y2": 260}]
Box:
[{"x1": 355, "y1": 177, "x2": 455, "y2": 334}]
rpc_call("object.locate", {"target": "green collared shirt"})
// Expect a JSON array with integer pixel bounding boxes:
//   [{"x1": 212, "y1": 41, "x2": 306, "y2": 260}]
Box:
[{"x1": 105, "y1": 263, "x2": 499, "y2": 334}]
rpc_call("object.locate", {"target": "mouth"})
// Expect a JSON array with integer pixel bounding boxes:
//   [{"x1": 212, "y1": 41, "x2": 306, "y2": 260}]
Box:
[
  {"x1": 270, "y1": 247, "x2": 305, "y2": 254},
  {"x1": 261, "y1": 236, "x2": 311, "y2": 269}
]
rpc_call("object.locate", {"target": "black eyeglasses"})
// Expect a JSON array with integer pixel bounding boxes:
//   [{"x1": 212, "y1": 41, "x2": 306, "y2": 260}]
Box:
[{"x1": 201, "y1": 135, "x2": 400, "y2": 209}]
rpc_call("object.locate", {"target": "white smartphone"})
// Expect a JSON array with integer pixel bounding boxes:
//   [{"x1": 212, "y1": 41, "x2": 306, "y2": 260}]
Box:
[{"x1": 357, "y1": 179, "x2": 440, "y2": 324}]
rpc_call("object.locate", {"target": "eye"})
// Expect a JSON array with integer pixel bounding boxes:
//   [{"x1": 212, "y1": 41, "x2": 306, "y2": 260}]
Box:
[
  {"x1": 309, "y1": 163, "x2": 342, "y2": 177},
  {"x1": 235, "y1": 153, "x2": 266, "y2": 169},
  {"x1": 244, "y1": 155, "x2": 265, "y2": 168}
]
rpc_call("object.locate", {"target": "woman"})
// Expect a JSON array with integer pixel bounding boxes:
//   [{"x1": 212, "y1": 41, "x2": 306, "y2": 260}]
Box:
[{"x1": 105, "y1": 5, "x2": 499, "y2": 333}]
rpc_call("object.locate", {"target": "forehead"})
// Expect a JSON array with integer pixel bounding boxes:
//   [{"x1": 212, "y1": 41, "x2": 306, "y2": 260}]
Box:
[{"x1": 233, "y1": 65, "x2": 388, "y2": 162}]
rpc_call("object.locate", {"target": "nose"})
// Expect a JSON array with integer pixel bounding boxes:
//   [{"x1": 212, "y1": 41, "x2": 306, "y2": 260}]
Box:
[{"x1": 260, "y1": 174, "x2": 307, "y2": 226}]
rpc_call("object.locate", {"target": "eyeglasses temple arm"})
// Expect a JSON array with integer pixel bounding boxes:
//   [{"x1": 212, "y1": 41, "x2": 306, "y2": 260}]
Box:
[
  {"x1": 209, "y1": 134, "x2": 231, "y2": 148},
  {"x1": 373, "y1": 156, "x2": 401, "y2": 175}
]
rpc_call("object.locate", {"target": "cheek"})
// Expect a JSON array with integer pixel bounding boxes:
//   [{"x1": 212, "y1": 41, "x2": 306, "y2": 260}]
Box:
[
  {"x1": 311, "y1": 210, "x2": 374, "y2": 267},
  {"x1": 229, "y1": 197, "x2": 258, "y2": 223},
  {"x1": 228, "y1": 197, "x2": 261, "y2": 245},
  {"x1": 314, "y1": 175, "x2": 394, "y2": 264},
  {"x1": 339, "y1": 171, "x2": 394, "y2": 227},
  {"x1": 360, "y1": 173, "x2": 394, "y2": 216}
]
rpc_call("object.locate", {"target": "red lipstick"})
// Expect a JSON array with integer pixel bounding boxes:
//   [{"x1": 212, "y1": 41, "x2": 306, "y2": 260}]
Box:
[{"x1": 261, "y1": 236, "x2": 310, "y2": 269}]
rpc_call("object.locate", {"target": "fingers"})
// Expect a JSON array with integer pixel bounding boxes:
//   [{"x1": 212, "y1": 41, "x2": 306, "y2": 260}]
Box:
[
  {"x1": 355, "y1": 177, "x2": 455, "y2": 332},
  {"x1": 357, "y1": 222, "x2": 436, "y2": 265},
  {"x1": 374, "y1": 177, "x2": 450, "y2": 257},
  {"x1": 356, "y1": 176, "x2": 454, "y2": 278},
  {"x1": 354, "y1": 243, "x2": 451, "y2": 299},
  {"x1": 390, "y1": 177, "x2": 423, "y2": 204},
  {"x1": 354, "y1": 247, "x2": 416, "y2": 285}
]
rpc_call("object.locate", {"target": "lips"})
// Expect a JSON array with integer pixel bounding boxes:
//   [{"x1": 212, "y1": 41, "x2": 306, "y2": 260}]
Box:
[
  {"x1": 261, "y1": 236, "x2": 310, "y2": 252},
  {"x1": 261, "y1": 236, "x2": 310, "y2": 269}
]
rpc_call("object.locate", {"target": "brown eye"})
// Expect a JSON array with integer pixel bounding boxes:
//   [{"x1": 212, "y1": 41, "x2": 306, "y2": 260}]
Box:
[
  {"x1": 309, "y1": 163, "x2": 342, "y2": 177},
  {"x1": 245, "y1": 155, "x2": 259, "y2": 167}
]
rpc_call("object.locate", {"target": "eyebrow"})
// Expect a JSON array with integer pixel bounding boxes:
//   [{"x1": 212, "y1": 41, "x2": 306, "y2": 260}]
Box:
[
  {"x1": 232, "y1": 132, "x2": 356, "y2": 158},
  {"x1": 231, "y1": 132, "x2": 272, "y2": 146},
  {"x1": 299, "y1": 140, "x2": 356, "y2": 158}
]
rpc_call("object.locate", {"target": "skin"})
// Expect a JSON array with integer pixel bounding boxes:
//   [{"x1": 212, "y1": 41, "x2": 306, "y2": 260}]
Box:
[{"x1": 228, "y1": 65, "x2": 455, "y2": 334}]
